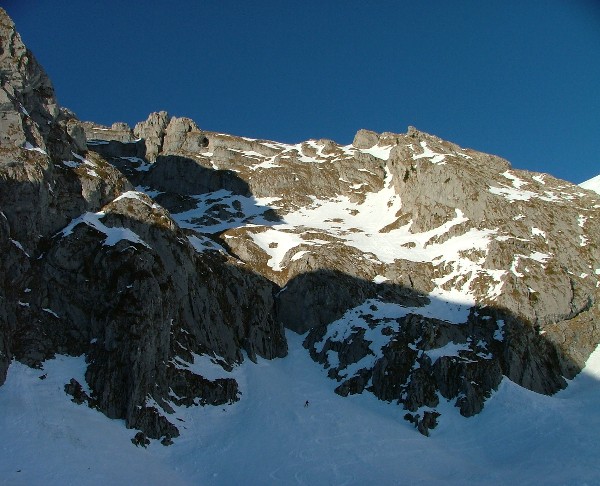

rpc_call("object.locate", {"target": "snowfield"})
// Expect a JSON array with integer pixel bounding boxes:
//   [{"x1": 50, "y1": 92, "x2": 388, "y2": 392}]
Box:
[
  {"x1": 580, "y1": 174, "x2": 600, "y2": 195},
  {"x1": 1, "y1": 331, "x2": 600, "y2": 485}
]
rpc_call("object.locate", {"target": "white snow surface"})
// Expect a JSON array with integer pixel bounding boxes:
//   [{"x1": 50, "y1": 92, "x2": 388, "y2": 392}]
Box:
[
  {"x1": 59, "y1": 212, "x2": 151, "y2": 249},
  {"x1": 22, "y1": 141, "x2": 47, "y2": 154},
  {"x1": 171, "y1": 189, "x2": 279, "y2": 235},
  {"x1": 2, "y1": 332, "x2": 600, "y2": 485},
  {"x1": 580, "y1": 173, "x2": 600, "y2": 195},
  {"x1": 358, "y1": 144, "x2": 394, "y2": 160},
  {"x1": 422, "y1": 341, "x2": 472, "y2": 363},
  {"x1": 411, "y1": 141, "x2": 450, "y2": 164}
]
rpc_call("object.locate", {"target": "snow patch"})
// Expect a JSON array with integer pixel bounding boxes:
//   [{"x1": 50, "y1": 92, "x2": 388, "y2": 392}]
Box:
[
  {"x1": 412, "y1": 141, "x2": 449, "y2": 164},
  {"x1": 501, "y1": 170, "x2": 528, "y2": 189},
  {"x1": 360, "y1": 144, "x2": 394, "y2": 161},
  {"x1": 42, "y1": 308, "x2": 60, "y2": 318},
  {"x1": 531, "y1": 227, "x2": 546, "y2": 238},
  {"x1": 493, "y1": 319, "x2": 505, "y2": 341},
  {"x1": 59, "y1": 212, "x2": 151, "y2": 249},
  {"x1": 423, "y1": 341, "x2": 471, "y2": 364},
  {"x1": 10, "y1": 239, "x2": 30, "y2": 257},
  {"x1": 22, "y1": 142, "x2": 46, "y2": 154},
  {"x1": 579, "y1": 174, "x2": 600, "y2": 195}
]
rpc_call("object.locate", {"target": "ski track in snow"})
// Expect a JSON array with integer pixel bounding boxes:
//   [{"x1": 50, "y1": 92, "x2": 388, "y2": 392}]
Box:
[{"x1": 1, "y1": 332, "x2": 600, "y2": 485}]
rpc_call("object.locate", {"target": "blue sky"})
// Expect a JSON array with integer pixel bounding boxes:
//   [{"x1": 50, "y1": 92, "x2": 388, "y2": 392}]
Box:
[{"x1": 4, "y1": 1, "x2": 600, "y2": 183}]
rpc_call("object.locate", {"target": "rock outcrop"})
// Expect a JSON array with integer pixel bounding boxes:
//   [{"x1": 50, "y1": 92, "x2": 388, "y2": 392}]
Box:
[{"x1": 34, "y1": 191, "x2": 285, "y2": 436}]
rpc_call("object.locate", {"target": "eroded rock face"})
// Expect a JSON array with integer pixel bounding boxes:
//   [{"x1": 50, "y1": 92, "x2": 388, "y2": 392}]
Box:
[
  {"x1": 352, "y1": 129, "x2": 379, "y2": 149},
  {"x1": 0, "y1": 11, "x2": 57, "y2": 150},
  {"x1": 1, "y1": 134, "x2": 277, "y2": 438},
  {"x1": 163, "y1": 116, "x2": 209, "y2": 154},
  {"x1": 133, "y1": 111, "x2": 170, "y2": 161},
  {"x1": 13, "y1": 189, "x2": 286, "y2": 437},
  {"x1": 0, "y1": 10, "x2": 134, "y2": 386},
  {"x1": 303, "y1": 305, "x2": 577, "y2": 420},
  {"x1": 80, "y1": 108, "x2": 600, "y2": 434}
]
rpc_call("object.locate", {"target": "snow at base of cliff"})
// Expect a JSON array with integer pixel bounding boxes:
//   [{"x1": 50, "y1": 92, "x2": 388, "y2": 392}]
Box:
[{"x1": 1, "y1": 331, "x2": 600, "y2": 485}]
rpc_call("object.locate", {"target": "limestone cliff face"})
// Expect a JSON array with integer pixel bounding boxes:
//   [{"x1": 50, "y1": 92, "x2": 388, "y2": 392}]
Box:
[
  {"x1": 0, "y1": 9, "x2": 110, "y2": 385},
  {"x1": 0, "y1": 8, "x2": 286, "y2": 440},
  {"x1": 1, "y1": 5, "x2": 600, "y2": 441},
  {"x1": 83, "y1": 108, "x2": 600, "y2": 434},
  {"x1": 30, "y1": 192, "x2": 285, "y2": 437}
]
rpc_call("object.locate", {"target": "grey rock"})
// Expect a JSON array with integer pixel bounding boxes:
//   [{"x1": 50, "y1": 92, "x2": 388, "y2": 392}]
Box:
[
  {"x1": 130, "y1": 407, "x2": 180, "y2": 441},
  {"x1": 17, "y1": 192, "x2": 287, "y2": 437},
  {"x1": 133, "y1": 111, "x2": 170, "y2": 161},
  {"x1": 163, "y1": 116, "x2": 209, "y2": 154},
  {"x1": 64, "y1": 378, "x2": 91, "y2": 405},
  {"x1": 279, "y1": 270, "x2": 426, "y2": 334},
  {"x1": 305, "y1": 305, "x2": 573, "y2": 424},
  {"x1": 81, "y1": 121, "x2": 136, "y2": 143},
  {"x1": 167, "y1": 364, "x2": 238, "y2": 407},
  {"x1": 352, "y1": 129, "x2": 379, "y2": 149},
  {"x1": 86, "y1": 138, "x2": 146, "y2": 160},
  {"x1": 141, "y1": 154, "x2": 252, "y2": 196},
  {"x1": 417, "y1": 411, "x2": 440, "y2": 437},
  {"x1": 66, "y1": 122, "x2": 87, "y2": 152},
  {"x1": 131, "y1": 431, "x2": 150, "y2": 447}
]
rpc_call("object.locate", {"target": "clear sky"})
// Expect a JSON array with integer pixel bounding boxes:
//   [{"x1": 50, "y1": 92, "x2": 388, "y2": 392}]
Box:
[{"x1": 4, "y1": 1, "x2": 600, "y2": 183}]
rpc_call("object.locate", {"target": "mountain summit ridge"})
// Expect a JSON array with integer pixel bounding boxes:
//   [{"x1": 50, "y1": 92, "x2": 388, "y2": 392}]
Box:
[{"x1": 1, "y1": 6, "x2": 600, "y2": 444}]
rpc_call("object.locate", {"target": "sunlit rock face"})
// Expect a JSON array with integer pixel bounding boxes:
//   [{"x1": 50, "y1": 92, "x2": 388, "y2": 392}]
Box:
[{"x1": 1, "y1": 5, "x2": 599, "y2": 441}]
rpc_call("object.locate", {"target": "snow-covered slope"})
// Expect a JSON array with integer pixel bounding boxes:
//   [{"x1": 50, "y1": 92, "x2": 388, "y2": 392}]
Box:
[
  {"x1": 580, "y1": 174, "x2": 600, "y2": 195},
  {"x1": 1, "y1": 333, "x2": 600, "y2": 485}
]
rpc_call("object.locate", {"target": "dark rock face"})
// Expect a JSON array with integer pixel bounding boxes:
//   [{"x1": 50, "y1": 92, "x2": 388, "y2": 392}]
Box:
[
  {"x1": 305, "y1": 310, "x2": 504, "y2": 418},
  {"x1": 167, "y1": 365, "x2": 238, "y2": 407},
  {"x1": 7, "y1": 184, "x2": 287, "y2": 439},
  {"x1": 0, "y1": 7, "x2": 287, "y2": 441},
  {"x1": 144, "y1": 154, "x2": 252, "y2": 197},
  {"x1": 304, "y1": 292, "x2": 596, "y2": 435},
  {"x1": 86, "y1": 138, "x2": 145, "y2": 161},
  {"x1": 303, "y1": 299, "x2": 598, "y2": 433},
  {"x1": 19, "y1": 192, "x2": 287, "y2": 437},
  {"x1": 277, "y1": 270, "x2": 427, "y2": 334},
  {"x1": 131, "y1": 431, "x2": 150, "y2": 448},
  {"x1": 64, "y1": 378, "x2": 92, "y2": 406}
]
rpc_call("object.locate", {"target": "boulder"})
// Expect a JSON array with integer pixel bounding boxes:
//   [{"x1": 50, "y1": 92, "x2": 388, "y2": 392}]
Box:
[{"x1": 352, "y1": 129, "x2": 380, "y2": 149}]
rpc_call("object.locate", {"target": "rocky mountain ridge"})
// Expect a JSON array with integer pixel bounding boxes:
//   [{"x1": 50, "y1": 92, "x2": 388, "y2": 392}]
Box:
[{"x1": 1, "y1": 7, "x2": 599, "y2": 441}]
